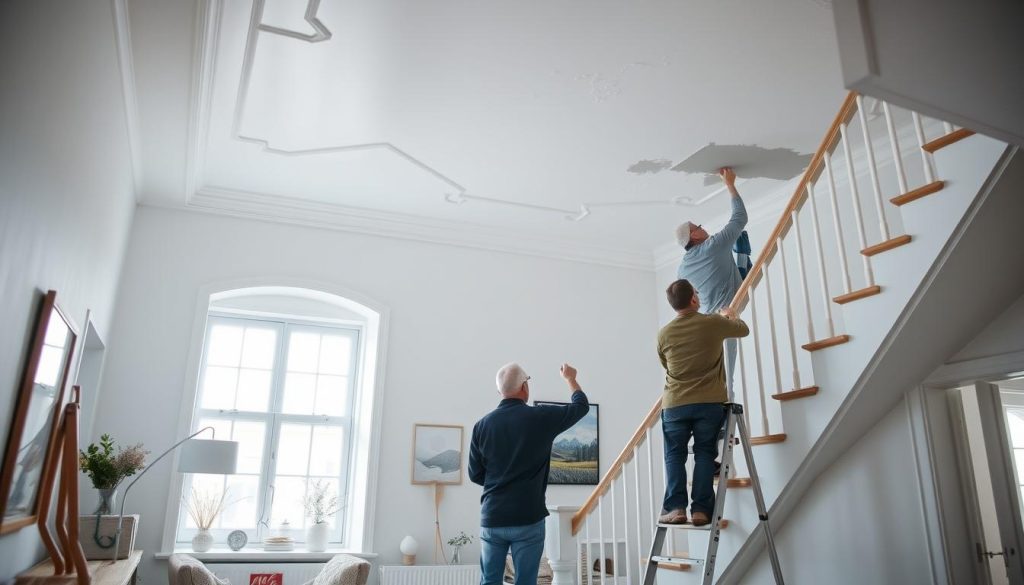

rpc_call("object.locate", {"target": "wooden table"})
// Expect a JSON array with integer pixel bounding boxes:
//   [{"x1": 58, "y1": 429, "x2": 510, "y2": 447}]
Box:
[{"x1": 17, "y1": 550, "x2": 142, "y2": 585}]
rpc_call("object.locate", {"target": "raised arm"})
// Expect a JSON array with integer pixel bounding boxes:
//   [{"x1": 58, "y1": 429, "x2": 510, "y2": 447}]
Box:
[
  {"x1": 705, "y1": 168, "x2": 748, "y2": 250},
  {"x1": 548, "y1": 364, "x2": 590, "y2": 434},
  {"x1": 717, "y1": 307, "x2": 751, "y2": 338}
]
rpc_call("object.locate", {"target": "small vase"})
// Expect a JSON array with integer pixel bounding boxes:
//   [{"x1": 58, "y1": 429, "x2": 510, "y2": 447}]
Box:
[
  {"x1": 192, "y1": 529, "x2": 214, "y2": 552},
  {"x1": 306, "y1": 522, "x2": 329, "y2": 552},
  {"x1": 95, "y1": 488, "x2": 118, "y2": 515},
  {"x1": 450, "y1": 546, "x2": 462, "y2": 565}
]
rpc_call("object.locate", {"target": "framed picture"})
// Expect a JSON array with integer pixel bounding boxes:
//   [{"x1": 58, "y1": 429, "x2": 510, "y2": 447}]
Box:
[
  {"x1": 0, "y1": 290, "x2": 78, "y2": 534},
  {"x1": 411, "y1": 424, "x2": 464, "y2": 485},
  {"x1": 535, "y1": 401, "x2": 599, "y2": 485}
]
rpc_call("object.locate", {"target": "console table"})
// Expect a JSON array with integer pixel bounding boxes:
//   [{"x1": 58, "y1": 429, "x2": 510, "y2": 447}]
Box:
[{"x1": 17, "y1": 550, "x2": 142, "y2": 585}]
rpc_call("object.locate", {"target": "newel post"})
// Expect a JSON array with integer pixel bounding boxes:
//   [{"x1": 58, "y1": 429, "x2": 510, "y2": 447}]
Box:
[{"x1": 546, "y1": 505, "x2": 580, "y2": 585}]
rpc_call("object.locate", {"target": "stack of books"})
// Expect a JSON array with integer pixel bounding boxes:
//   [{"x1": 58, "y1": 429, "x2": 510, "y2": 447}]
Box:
[{"x1": 263, "y1": 536, "x2": 295, "y2": 551}]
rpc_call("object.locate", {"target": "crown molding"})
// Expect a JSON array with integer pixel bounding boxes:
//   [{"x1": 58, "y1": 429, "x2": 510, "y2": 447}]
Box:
[
  {"x1": 174, "y1": 186, "x2": 656, "y2": 271},
  {"x1": 111, "y1": 0, "x2": 143, "y2": 198}
]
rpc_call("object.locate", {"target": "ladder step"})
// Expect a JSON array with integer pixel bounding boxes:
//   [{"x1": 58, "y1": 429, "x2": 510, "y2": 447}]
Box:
[
  {"x1": 891, "y1": 180, "x2": 945, "y2": 206},
  {"x1": 922, "y1": 128, "x2": 975, "y2": 153},
  {"x1": 652, "y1": 555, "x2": 704, "y2": 565},
  {"x1": 772, "y1": 386, "x2": 819, "y2": 401},
  {"x1": 643, "y1": 557, "x2": 694, "y2": 572},
  {"x1": 690, "y1": 477, "x2": 752, "y2": 488},
  {"x1": 802, "y1": 334, "x2": 850, "y2": 352},
  {"x1": 658, "y1": 519, "x2": 730, "y2": 531},
  {"x1": 861, "y1": 235, "x2": 912, "y2": 257},
  {"x1": 749, "y1": 433, "x2": 787, "y2": 446},
  {"x1": 833, "y1": 285, "x2": 882, "y2": 305}
]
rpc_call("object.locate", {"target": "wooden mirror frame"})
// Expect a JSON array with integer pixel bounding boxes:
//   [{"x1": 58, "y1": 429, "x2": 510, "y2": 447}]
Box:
[{"x1": 0, "y1": 290, "x2": 78, "y2": 534}]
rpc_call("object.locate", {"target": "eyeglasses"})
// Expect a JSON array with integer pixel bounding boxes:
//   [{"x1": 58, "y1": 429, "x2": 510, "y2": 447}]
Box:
[{"x1": 690, "y1": 224, "x2": 703, "y2": 232}]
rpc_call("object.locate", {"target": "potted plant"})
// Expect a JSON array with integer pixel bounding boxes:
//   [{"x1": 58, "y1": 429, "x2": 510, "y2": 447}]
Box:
[
  {"x1": 302, "y1": 480, "x2": 343, "y2": 552},
  {"x1": 184, "y1": 487, "x2": 230, "y2": 552},
  {"x1": 447, "y1": 531, "x2": 474, "y2": 565},
  {"x1": 79, "y1": 434, "x2": 148, "y2": 515}
]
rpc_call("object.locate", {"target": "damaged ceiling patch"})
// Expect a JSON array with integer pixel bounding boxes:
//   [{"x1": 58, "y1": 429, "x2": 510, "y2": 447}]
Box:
[
  {"x1": 627, "y1": 158, "x2": 674, "y2": 174},
  {"x1": 671, "y1": 143, "x2": 813, "y2": 186}
]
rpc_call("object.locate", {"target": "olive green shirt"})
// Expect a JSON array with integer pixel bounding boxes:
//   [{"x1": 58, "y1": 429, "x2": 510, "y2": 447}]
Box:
[{"x1": 657, "y1": 312, "x2": 750, "y2": 408}]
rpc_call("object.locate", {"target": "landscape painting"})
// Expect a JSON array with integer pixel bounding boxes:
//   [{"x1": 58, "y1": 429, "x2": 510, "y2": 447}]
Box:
[
  {"x1": 411, "y1": 424, "x2": 464, "y2": 485},
  {"x1": 535, "y1": 401, "x2": 599, "y2": 485}
]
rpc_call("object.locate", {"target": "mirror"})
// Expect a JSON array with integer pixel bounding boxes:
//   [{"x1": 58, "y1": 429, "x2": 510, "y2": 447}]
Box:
[{"x1": 0, "y1": 290, "x2": 77, "y2": 534}]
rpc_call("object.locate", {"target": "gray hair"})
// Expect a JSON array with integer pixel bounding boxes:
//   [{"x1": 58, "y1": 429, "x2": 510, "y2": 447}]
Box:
[
  {"x1": 676, "y1": 222, "x2": 694, "y2": 247},
  {"x1": 495, "y1": 362, "x2": 529, "y2": 397}
]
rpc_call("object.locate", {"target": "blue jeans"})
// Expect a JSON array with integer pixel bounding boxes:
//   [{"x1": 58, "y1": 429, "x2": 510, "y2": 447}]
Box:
[
  {"x1": 480, "y1": 519, "x2": 545, "y2": 585},
  {"x1": 662, "y1": 403, "x2": 726, "y2": 515}
]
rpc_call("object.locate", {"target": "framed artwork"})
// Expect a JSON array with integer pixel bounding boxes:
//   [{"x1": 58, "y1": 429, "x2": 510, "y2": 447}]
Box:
[
  {"x1": 535, "y1": 401, "x2": 599, "y2": 485},
  {"x1": 411, "y1": 424, "x2": 464, "y2": 485},
  {"x1": 0, "y1": 290, "x2": 78, "y2": 534}
]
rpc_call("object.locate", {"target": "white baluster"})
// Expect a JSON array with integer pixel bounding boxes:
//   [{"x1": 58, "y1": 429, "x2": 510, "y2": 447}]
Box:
[
  {"x1": 645, "y1": 428, "x2": 655, "y2": 533},
  {"x1": 578, "y1": 518, "x2": 584, "y2": 585},
  {"x1": 912, "y1": 111, "x2": 936, "y2": 183},
  {"x1": 598, "y1": 495, "x2": 606, "y2": 585},
  {"x1": 738, "y1": 340, "x2": 750, "y2": 430},
  {"x1": 749, "y1": 291, "x2": 770, "y2": 435},
  {"x1": 806, "y1": 182, "x2": 835, "y2": 337},
  {"x1": 882, "y1": 102, "x2": 909, "y2": 195},
  {"x1": 585, "y1": 515, "x2": 591, "y2": 585},
  {"x1": 791, "y1": 209, "x2": 815, "y2": 342},
  {"x1": 620, "y1": 463, "x2": 632, "y2": 585},
  {"x1": 763, "y1": 267, "x2": 784, "y2": 397},
  {"x1": 943, "y1": 121, "x2": 954, "y2": 135},
  {"x1": 823, "y1": 151, "x2": 853, "y2": 294},
  {"x1": 839, "y1": 122, "x2": 876, "y2": 286},
  {"x1": 856, "y1": 95, "x2": 891, "y2": 242},
  {"x1": 633, "y1": 449, "x2": 644, "y2": 580},
  {"x1": 776, "y1": 236, "x2": 801, "y2": 390},
  {"x1": 611, "y1": 479, "x2": 619, "y2": 585}
]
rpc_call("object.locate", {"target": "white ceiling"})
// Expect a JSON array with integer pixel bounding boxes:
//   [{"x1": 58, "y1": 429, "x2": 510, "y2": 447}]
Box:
[{"x1": 128, "y1": 0, "x2": 846, "y2": 268}]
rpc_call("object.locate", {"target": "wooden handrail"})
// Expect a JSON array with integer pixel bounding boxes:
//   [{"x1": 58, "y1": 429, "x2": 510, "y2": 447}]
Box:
[
  {"x1": 728, "y1": 91, "x2": 859, "y2": 314},
  {"x1": 571, "y1": 395, "x2": 663, "y2": 535},
  {"x1": 568, "y1": 92, "x2": 864, "y2": 537}
]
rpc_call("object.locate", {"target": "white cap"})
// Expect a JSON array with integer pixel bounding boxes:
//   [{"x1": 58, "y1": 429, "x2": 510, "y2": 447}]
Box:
[
  {"x1": 676, "y1": 222, "x2": 694, "y2": 247},
  {"x1": 495, "y1": 362, "x2": 529, "y2": 396}
]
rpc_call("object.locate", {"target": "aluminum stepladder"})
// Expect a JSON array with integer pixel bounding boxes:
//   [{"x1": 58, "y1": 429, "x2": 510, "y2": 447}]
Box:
[{"x1": 642, "y1": 403, "x2": 784, "y2": 585}]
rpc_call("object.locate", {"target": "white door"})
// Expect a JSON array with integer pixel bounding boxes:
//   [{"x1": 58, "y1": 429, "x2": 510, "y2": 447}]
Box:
[{"x1": 974, "y1": 381, "x2": 1024, "y2": 584}]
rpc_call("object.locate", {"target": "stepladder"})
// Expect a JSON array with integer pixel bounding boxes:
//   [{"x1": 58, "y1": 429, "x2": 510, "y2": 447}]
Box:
[{"x1": 642, "y1": 403, "x2": 784, "y2": 585}]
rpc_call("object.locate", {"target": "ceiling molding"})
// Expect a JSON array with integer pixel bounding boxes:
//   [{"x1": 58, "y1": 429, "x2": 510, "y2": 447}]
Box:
[
  {"x1": 183, "y1": 186, "x2": 656, "y2": 271},
  {"x1": 111, "y1": 0, "x2": 143, "y2": 198}
]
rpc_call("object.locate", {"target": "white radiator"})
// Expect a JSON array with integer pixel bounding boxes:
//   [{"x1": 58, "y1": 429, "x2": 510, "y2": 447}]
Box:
[
  {"x1": 206, "y1": 562, "x2": 325, "y2": 585},
  {"x1": 378, "y1": 565, "x2": 481, "y2": 585}
]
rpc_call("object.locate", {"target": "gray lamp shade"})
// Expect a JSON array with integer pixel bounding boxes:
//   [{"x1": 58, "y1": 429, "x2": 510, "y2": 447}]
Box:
[{"x1": 178, "y1": 439, "x2": 239, "y2": 474}]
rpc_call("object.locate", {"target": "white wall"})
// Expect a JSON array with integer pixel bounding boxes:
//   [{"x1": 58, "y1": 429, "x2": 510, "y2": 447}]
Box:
[
  {"x1": 93, "y1": 206, "x2": 662, "y2": 585},
  {"x1": 0, "y1": 0, "x2": 137, "y2": 580},
  {"x1": 948, "y1": 293, "x2": 1024, "y2": 364}
]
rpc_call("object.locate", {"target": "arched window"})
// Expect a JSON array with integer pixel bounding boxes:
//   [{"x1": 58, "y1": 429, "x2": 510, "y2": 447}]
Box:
[{"x1": 165, "y1": 285, "x2": 385, "y2": 552}]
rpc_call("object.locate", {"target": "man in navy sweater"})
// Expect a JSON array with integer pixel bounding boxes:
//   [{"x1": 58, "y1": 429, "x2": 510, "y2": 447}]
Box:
[{"x1": 469, "y1": 362, "x2": 589, "y2": 585}]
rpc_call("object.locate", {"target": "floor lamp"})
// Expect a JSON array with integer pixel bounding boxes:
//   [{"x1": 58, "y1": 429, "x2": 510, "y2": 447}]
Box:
[{"x1": 111, "y1": 427, "x2": 238, "y2": 560}]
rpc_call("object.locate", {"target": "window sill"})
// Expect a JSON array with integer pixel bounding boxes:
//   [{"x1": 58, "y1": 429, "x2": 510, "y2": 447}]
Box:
[{"x1": 154, "y1": 548, "x2": 378, "y2": 562}]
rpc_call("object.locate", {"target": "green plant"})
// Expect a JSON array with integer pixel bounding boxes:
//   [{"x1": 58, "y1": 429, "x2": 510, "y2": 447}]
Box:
[
  {"x1": 447, "y1": 531, "x2": 473, "y2": 548},
  {"x1": 78, "y1": 434, "x2": 148, "y2": 490},
  {"x1": 302, "y1": 480, "x2": 344, "y2": 524}
]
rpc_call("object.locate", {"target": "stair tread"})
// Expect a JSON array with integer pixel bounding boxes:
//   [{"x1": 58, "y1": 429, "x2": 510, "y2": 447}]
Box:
[
  {"x1": 772, "y1": 386, "x2": 819, "y2": 401},
  {"x1": 750, "y1": 433, "x2": 787, "y2": 446},
  {"x1": 922, "y1": 128, "x2": 975, "y2": 153},
  {"x1": 862, "y1": 235, "x2": 913, "y2": 257},
  {"x1": 834, "y1": 285, "x2": 882, "y2": 305},
  {"x1": 892, "y1": 180, "x2": 945, "y2": 206},
  {"x1": 802, "y1": 334, "x2": 851, "y2": 352}
]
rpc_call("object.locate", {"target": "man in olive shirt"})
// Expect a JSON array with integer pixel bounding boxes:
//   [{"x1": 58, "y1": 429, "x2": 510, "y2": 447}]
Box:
[{"x1": 657, "y1": 279, "x2": 749, "y2": 526}]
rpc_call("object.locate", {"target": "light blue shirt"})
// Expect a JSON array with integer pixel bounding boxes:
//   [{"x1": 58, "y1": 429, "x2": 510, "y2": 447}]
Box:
[{"x1": 677, "y1": 196, "x2": 748, "y2": 314}]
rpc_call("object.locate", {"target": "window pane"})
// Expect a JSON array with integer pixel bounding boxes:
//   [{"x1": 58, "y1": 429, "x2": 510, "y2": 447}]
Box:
[
  {"x1": 241, "y1": 328, "x2": 277, "y2": 369},
  {"x1": 1015, "y1": 449, "x2": 1024, "y2": 484},
  {"x1": 271, "y1": 476, "x2": 307, "y2": 529},
  {"x1": 201, "y1": 367, "x2": 238, "y2": 410},
  {"x1": 314, "y1": 375, "x2": 347, "y2": 416},
  {"x1": 236, "y1": 369, "x2": 272, "y2": 412},
  {"x1": 276, "y1": 424, "x2": 311, "y2": 476},
  {"x1": 282, "y1": 373, "x2": 316, "y2": 415},
  {"x1": 207, "y1": 325, "x2": 244, "y2": 367},
  {"x1": 309, "y1": 426, "x2": 344, "y2": 477},
  {"x1": 183, "y1": 474, "x2": 226, "y2": 529},
  {"x1": 1008, "y1": 409, "x2": 1024, "y2": 449},
  {"x1": 219, "y1": 474, "x2": 260, "y2": 530},
  {"x1": 197, "y1": 418, "x2": 232, "y2": 441},
  {"x1": 287, "y1": 332, "x2": 320, "y2": 373},
  {"x1": 318, "y1": 335, "x2": 352, "y2": 376},
  {"x1": 233, "y1": 420, "x2": 267, "y2": 475}
]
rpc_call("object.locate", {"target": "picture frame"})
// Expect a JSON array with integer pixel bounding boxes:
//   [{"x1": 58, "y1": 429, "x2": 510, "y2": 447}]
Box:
[
  {"x1": 411, "y1": 424, "x2": 464, "y2": 485},
  {"x1": 0, "y1": 290, "x2": 78, "y2": 534},
  {"x1": 534, "y1": 401, "x2": 600, "y2": 485}
]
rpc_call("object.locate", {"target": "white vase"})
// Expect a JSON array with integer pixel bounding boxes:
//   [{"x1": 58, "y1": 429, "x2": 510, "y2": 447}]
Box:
[
  {"x1": 306, "y1": 522, "x2": 329, "y2": 552},
  {"x1": 192, "y1": 529, "x2": 214, "y2": 552}
]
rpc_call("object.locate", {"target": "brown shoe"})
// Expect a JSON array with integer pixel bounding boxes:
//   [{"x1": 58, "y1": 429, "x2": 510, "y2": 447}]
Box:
[
  {"x1": 658, "y1": 509, "x2": 688, "y2": 524},
  {"x1": 691, "y1": 511, "x2": 711, "y2": 527}
]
